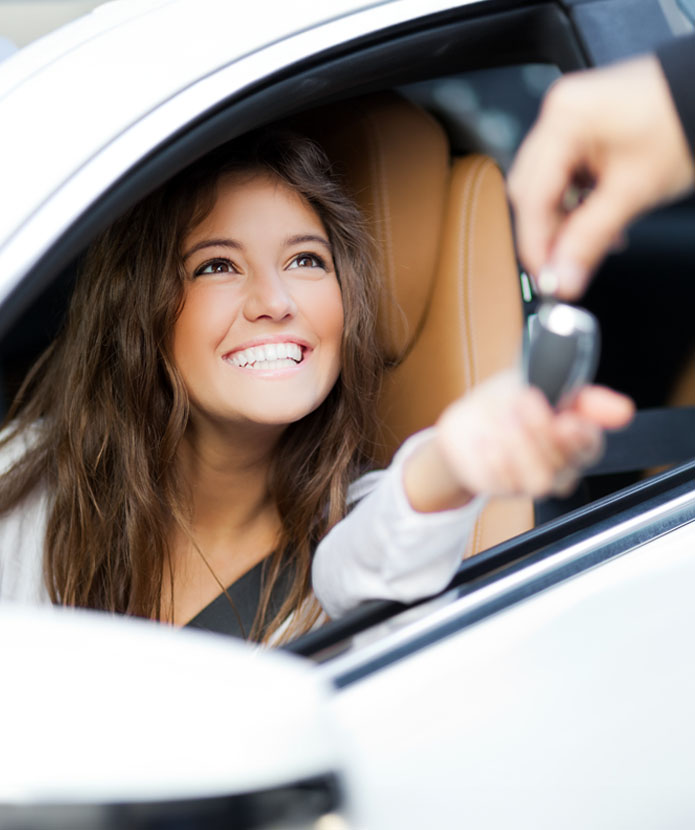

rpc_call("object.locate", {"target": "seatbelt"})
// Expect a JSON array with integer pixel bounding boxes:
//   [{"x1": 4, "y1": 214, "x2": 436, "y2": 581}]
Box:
[{"x1": 587, "y1": 406, "x2": 695, "y2": 475}]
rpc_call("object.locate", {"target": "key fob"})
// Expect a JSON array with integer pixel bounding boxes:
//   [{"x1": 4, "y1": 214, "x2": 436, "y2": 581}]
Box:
[{"x1": 525, "y1": 301, "x2": 600, "y2": 408}]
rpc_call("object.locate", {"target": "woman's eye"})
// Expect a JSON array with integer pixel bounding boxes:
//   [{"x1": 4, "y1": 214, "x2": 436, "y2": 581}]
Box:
[
  {"x1": 194, "y1": 259, "x2": 236, "y2": 277},
  {"x1": 288, "y1": 253, "x2": 326, "y2": 270}
]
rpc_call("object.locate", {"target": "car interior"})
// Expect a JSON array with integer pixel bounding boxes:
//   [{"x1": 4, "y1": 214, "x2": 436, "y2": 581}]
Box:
[
  {"x1": 1, "y1": 2, "x2": 694, "y2": 650},
  {"x1": 291, "y1": 91, "x2": 534, "y2": 554}
]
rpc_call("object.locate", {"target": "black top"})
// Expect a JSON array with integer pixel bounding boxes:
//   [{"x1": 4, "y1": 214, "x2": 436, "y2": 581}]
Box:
[
  {"x1": 185, "y1": 559, "x2": 294, "y2": 640},
  {"x1": 657, "y1": 33, "x2": 695, "y2": 162}
]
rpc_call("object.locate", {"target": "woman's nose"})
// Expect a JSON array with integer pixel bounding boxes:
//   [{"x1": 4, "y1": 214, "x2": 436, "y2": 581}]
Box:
[{"x1": 242, "y1": 269, "x2": 298, "y2": 322}]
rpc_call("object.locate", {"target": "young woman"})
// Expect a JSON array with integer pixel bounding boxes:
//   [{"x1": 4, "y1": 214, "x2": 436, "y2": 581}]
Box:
[{"x1": 0, "y1": 130, "x2": 633, "y2": 643}]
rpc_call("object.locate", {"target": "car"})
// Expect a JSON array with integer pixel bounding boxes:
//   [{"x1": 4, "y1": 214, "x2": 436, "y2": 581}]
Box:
[{"x1": 1, "y1": 0, "x2": 695, "y2": 827}]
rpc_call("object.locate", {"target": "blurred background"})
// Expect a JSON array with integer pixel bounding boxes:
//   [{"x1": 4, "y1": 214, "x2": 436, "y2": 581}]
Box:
[{"x1": 0, "y1": 0, "x2": 102, "y2": 56}]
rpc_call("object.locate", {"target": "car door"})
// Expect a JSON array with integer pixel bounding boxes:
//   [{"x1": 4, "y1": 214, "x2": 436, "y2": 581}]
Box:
[{"x1": 1, "y1": 1, "x2": 695, "y2": 825}]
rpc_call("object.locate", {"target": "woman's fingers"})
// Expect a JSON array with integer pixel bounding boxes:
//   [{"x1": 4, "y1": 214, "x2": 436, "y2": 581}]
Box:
[
  {"x1": 571, "y1": 385, "x2": 635, "y2": 430},
  {"x1": 501, "y1": 391, "x2": 604, "y2": 497},
  {"x1": 436, "y1": 375, "x2": 629, "y2": 500}
]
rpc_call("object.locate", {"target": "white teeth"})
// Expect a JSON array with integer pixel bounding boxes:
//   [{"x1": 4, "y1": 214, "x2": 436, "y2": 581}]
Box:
[
  {"x1": 226, "y1": 342, "x2": 303, "y2": 368},
  {"x1": 243, "y1": 358, "x2": 298, "y2": 370}
]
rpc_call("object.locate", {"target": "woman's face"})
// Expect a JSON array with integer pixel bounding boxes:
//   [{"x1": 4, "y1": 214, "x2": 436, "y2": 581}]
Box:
[{"x1": 173, "y1": 172, "x2": 344, "y2": 432}]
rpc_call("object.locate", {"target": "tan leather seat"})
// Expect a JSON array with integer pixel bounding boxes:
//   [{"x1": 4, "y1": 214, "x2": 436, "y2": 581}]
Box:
[
  {"x1": 296, "y1": 93, "x2": 534, "y2": 555},
  {"x1": 668, "y1": 351, "x2": 695, "y2": 408}
]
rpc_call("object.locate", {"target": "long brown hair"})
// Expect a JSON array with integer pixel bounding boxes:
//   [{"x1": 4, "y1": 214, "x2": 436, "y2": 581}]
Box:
[{"x1": 0, "y1": 130, "x2": 383, "y2": 642}]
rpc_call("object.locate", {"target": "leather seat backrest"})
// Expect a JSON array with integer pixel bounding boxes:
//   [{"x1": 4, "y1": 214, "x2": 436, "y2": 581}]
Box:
[
  {"x1": 668, "y1": 351, "x2": 695, "y2": 407},
  {"x1": 297, "y1": 93, "x2": 534, "y2": 554},
  {"x1": 291, "y1": 92, "x2": 450, "y2": 363}
]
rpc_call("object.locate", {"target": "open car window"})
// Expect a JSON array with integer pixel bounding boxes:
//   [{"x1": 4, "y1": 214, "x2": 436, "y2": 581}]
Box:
[{"x1": 0, "y1": 0, "x2": 693, "y2": 608}]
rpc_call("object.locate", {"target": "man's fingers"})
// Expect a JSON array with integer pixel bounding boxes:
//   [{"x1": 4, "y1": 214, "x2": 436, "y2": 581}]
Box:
[
  {"x1": 508, "y1": 127, "x2": 581, "y2": 279},
  {"x1": 548, "y1": 174, "x2": 649, "y2": 297},
  {"x1": 509, "y1": 54, "x2": 695, "y2": 299}
]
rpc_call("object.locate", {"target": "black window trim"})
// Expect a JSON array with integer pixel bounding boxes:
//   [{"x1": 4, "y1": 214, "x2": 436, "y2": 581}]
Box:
[{"x1": 293, "y1": 458, "x2": 695, "y2": 687}]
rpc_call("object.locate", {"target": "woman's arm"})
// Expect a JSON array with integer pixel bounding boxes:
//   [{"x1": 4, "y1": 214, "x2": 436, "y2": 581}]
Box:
[
  {"x1": 312, "y1": 428, "x2": 484, "y2": 619},
  {"x1": 312, "y1": 370, "x2": 634, "y2": 619}
]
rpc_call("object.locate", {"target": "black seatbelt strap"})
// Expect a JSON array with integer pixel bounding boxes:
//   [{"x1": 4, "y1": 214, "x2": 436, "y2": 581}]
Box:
[{"x1": 588, "y1": 406, "x2": 695, "y2": 475}]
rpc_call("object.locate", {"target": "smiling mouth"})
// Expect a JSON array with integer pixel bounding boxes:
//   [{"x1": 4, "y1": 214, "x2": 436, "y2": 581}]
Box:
[{"x1": 224, "y1": 341, "x2": 306, "y2": 370}]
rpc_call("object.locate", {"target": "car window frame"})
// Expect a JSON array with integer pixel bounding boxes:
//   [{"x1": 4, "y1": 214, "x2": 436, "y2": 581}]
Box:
[
  {"x1": 290, "y1": 456, "x2": 695, "y2": 684},
  {"x1": 0, "y1": 0, "x2": 586, "y2": 341}
]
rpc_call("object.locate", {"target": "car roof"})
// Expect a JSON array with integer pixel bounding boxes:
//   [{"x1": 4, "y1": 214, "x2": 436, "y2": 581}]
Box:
[
  {"x1": 0, "y1": 0, "x2": 490, "y2": 295},
  {"x1": 0, "y1": 0, "x2": 379, "y2": 231},
  {"x1": 0, "y1": 0, "x2": 387, "y2": 97}
]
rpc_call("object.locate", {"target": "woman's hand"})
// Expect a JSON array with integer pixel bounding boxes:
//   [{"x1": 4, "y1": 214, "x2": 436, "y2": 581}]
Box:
[{"x1": 402, "y1": 371, "x2": 635, "y2": 513}]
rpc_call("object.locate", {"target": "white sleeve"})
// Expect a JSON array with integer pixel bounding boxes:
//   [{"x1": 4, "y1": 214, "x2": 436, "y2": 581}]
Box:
[
  {"x1": 0, "y1": 426, "x2": 52, "y2": 605},
  {"x1": 311, "y1": 428, "x2": 485, "y2": 619}
]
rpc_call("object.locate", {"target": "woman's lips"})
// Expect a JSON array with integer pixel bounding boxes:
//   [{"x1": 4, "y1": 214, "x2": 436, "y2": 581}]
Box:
[
  {"x1": 225, "y1": 340, "x2": 305, "y2": 368},
  {"x1": 222, "y1": 339, "x2": 312, "y2": 374}
]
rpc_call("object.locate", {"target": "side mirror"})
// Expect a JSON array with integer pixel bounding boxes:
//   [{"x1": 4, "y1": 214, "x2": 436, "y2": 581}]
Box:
[{"x1": 0, "y1": 605, "x2": 350, "y2": 828}]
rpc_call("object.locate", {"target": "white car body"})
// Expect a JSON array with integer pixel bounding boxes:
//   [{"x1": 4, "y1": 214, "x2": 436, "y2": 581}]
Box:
[{"x1": 1, "y1": 0, "x2": 695, "y2": 827}]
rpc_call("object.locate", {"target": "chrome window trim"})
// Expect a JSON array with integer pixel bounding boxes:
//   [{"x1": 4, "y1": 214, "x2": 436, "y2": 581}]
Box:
[{"x1": 320, "y1": 477, "x2": 695, "y2": 688}]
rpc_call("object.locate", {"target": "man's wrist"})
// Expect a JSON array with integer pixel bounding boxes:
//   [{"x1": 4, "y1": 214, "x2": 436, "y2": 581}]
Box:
[{"x1": 655, "y1": 36, "x2": 695, "y2": 167}]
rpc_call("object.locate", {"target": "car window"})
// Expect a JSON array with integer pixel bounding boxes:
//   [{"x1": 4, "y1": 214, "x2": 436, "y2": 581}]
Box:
[
  {"x1": 0, "y1": 0, "x2": 692, "y2": 547},
  {"x1": 406, "y1": 63, "x2": 695, "y2": 516},
  {"x1": 401, "y1": 63, "x2": 560, "y2": 170}
]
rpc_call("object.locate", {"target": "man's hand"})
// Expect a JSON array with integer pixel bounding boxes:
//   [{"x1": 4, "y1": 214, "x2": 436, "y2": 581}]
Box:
[{"x1": 508, "y1": 55, "x2": 695, "y2": 298}]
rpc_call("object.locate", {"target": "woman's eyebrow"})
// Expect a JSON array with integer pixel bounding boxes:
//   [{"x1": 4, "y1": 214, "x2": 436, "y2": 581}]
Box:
[
  {"x1": 182, "y1": 237, "x2": 242, "y2": 261},
  {"x1": 285, "y1": 233, "x2": 332, "y2": 251}
]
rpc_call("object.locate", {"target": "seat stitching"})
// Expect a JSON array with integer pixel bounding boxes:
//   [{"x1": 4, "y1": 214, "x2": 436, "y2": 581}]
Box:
[
  {"x1": 473, "y1": 505, "x2": 485, "y2": 558},
  {"x1": 456, "y1": 165, "x2": 475, "y2": 391},
  {"x1": 364, "y1": 111, "x2": 398, "y2": 338},
  {"x1": 458, "y1": 155, "x2": 495, "y2": 556},
  {"x1": 457, "y1": 155, "x2": 488, "y2": 392},
  {"x1": 465, "y1": 156, "x2": 493, "y2": 390}
]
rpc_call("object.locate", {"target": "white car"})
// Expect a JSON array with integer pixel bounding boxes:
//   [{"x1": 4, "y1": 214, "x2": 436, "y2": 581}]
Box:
[{"x1": 1, "y1": 1, "x2": 695, "y2": 828}]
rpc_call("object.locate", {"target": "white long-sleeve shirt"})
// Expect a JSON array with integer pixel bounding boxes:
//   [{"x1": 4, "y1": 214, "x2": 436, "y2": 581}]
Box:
[
  {"x1": 312, "y1": 429, "x2": 483, "y2": 618},
  {"x1": 0, "y1": 428, "x2": 482, "y2": 619},
  {"x1": 0, "y1": 429, "x2": 51, "y2": 605}
]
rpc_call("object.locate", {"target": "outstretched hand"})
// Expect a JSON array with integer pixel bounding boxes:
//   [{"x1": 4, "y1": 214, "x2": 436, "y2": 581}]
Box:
[
  {"x1": 508, "y1": 55, "x2": 695, "y2": 299},
  {"x1": 403, "y1": 371, "x2": 634, "y2": 513}
]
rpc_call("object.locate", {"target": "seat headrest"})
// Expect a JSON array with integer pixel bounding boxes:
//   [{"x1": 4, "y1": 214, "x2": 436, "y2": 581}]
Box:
[{"x1": 294, "y1": 93, "x2": 450, "y2": 362}]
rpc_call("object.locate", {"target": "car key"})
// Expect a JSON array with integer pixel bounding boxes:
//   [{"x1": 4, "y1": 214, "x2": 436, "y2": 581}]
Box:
[{"x1": 525, "y1": 295, "x2": 600, "y2": 409}]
